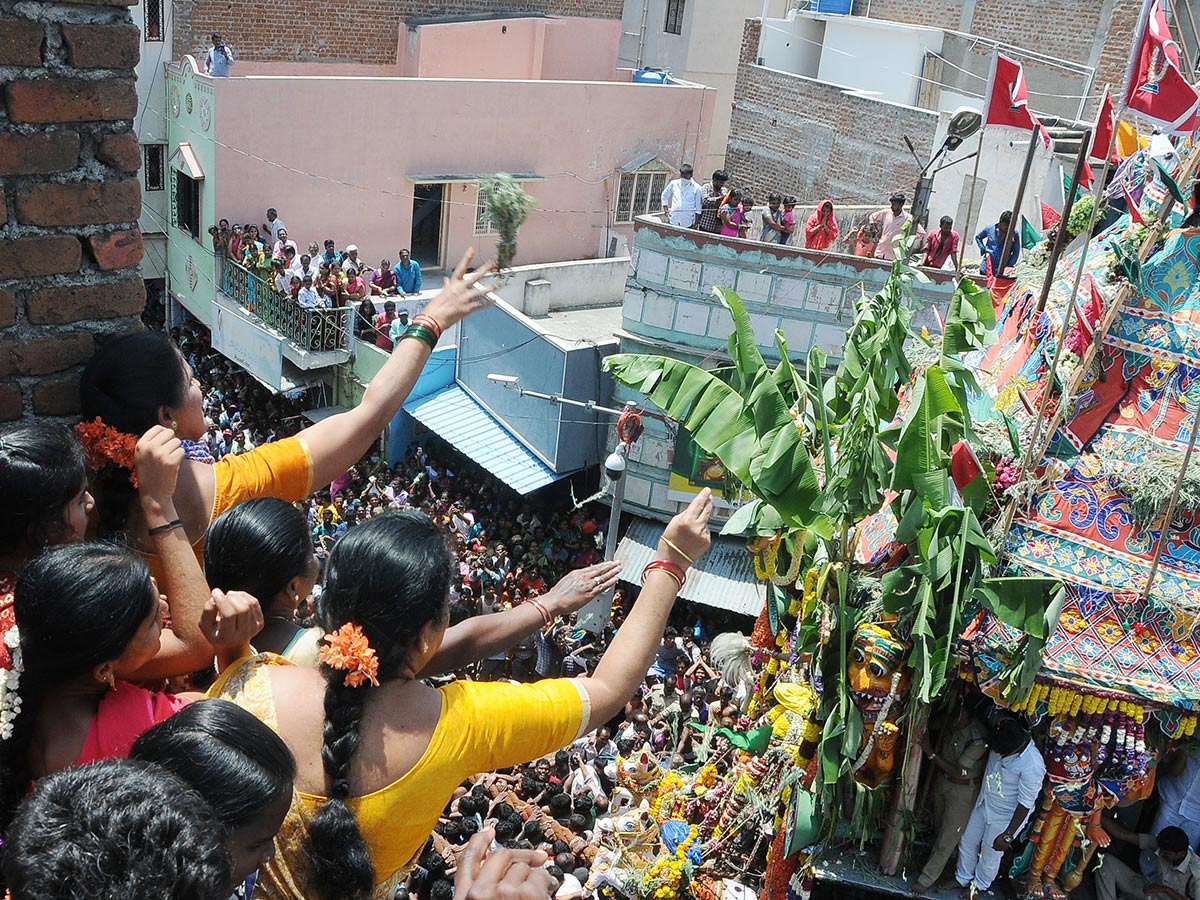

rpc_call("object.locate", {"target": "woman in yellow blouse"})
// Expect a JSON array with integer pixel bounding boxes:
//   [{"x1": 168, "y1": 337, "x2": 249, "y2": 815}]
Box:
[
  {"x1": 211, "y1": 490, "x2": 713, "y2": 900},
  {"x1": 78, "y1": 251, "x2": 494, "y2": 673}
]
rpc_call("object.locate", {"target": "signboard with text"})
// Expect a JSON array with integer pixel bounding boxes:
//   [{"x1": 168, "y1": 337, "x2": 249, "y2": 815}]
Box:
[{"x1": 212, "y1": 294, "x2": 285, "y2": 391}]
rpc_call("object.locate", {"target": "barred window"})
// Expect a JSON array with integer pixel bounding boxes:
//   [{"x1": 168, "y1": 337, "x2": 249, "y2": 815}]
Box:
[
  {"x1": 144, "y1": 0, "x2": 163, "y2": 41},
  {"x1": 475, "y1": 186, "x2": 496, "y2": 235},
  {"x1": 615, "y1": 171, "x2": 668, "y2": 224},
  {"x1": 174, "y1": 170, "x2": 201, "y2": 238},
  {"x1": 144, "y1": 144, "x2": 165, "y2": 191},
  {"x1": 664, "y1": 0, "x2": 685, "y2": 35}
]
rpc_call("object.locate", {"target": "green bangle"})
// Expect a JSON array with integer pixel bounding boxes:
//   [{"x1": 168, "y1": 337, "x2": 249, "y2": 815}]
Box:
[{"x1": 402, "y1": 325, "x2": 437, "y2": 350}]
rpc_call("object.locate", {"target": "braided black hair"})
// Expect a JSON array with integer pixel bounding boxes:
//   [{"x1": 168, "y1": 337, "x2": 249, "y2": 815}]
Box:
[
  {"x1": 0, "y1": 543, "x2": 158, "y2": 854},
  {"x1": 307, "y1": 511, "x2": 454, "y2": 900}
]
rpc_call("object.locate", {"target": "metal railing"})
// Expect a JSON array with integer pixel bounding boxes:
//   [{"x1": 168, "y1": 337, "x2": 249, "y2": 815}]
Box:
[{"x1": 218, "y1": 256, "x2": 353, "y2": 353}]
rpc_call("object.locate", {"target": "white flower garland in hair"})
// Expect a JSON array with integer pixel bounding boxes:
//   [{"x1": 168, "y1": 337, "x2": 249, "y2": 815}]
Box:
[{"x1": 0, "y1": 626, "x2": 23, "y2": 740}]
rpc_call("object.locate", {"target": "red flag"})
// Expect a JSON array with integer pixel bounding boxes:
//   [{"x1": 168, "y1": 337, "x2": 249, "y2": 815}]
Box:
[
  {"x1": 1090, "y1": 90, "x2": 1117, "y2": 163},
  {"x1": 1123, "y1": 184, "x2": 1145, "y2": 224},
  {"x1": 951, "y1": 441, "x2": 983, "y2": 490},
  {"x1": 1041, "y1": 202, "x2": 1062, "y2": 229},
  {"x1": 1122, "y1": 0, "x2": 1200, "y2": 132},
  {"x1": 1080, "y1": 161, "x2": 1094, "y2": 189},
  {"x1": 984, "y1": 52, "x2": 1052, "y2": 146}
]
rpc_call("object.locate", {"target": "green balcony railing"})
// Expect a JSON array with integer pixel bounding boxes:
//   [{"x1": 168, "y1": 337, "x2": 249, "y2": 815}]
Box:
[{"x1": 218, "y1": 256, "x2": 352, "y2": 353}]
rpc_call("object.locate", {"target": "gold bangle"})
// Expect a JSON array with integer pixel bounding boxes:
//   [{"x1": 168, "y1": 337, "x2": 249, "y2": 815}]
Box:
[{"x1": 660, "y1": 536, "x2": 695, "y2": 565}]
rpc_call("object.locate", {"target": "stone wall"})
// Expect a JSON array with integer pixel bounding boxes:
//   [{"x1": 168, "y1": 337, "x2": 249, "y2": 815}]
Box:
[
  {"x1": 174, "y1": 0, "x2": 624, "y2": 66},
  {"x1": 0, "y1": 0, "x2": 146, "y2": 419}
]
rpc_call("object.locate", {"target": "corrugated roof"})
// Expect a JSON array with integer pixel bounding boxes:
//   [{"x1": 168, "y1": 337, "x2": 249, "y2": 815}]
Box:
[
  {"x1": 614, "y1": 518, "x2": 764, "y2": 617},
  {"x1": 403, "y1": 385, "x2": 569, "y2": 495}
]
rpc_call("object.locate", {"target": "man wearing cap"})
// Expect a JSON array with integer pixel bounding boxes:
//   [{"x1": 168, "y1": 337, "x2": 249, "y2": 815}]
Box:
[
  {"x1": 204, "y1": 33, "x2": 234, "y2": 77},
  {"x1": 870, "y1": 192, "x2": 923, "y2": 261},
  {"x1": 1096, "y1": 824, "x2": 1200, "y2": 900},
  {"x1": 341, "y1": 244, "x2": 364, "y2": 273}
]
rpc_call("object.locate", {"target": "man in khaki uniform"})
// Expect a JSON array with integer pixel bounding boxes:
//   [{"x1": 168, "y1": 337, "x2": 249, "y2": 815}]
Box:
[{"x1": 914, "y1": 697, "x2": 990, "y2": 893}]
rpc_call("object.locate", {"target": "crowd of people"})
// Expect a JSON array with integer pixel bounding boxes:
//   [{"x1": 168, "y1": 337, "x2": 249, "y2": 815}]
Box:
[
  {"x1": 0, "y1": 249, "x2": 757, "y2": 900},
  {"x1": 661, "y1": 167, "x2": 1020, "y2": 274},
  {"x1": 208, "y1": 207, "x2": 426, "y2": 349}
]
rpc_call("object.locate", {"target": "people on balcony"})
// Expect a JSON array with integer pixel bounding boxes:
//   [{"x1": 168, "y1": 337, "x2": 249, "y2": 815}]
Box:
[
  {"x1": 804, "y1": 200, "x2": 839, "y2": 251},
  {"x1": 393, "y1": 249, "x2": 422, "y2": 296}
]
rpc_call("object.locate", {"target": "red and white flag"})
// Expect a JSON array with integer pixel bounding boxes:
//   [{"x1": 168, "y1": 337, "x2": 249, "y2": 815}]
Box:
[
  {"x1": 1090, "y1": 90, "x2": 1117, "y2": 163},
  {"x1": 1123, "y1": 184, "x2": 1146, "y2": 224},
  {"x1": 1122, "y1": 0, "x2": 1200, "y2": 132},
  {"x1": 1080, "y1": 161, "x2": 1095, "y2": 189},
  {"x1": 983, "y1": 52, "x2": 1051, "y2": 146}
]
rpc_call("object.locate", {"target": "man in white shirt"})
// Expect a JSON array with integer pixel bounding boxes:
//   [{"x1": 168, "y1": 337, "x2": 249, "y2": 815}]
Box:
[
  {"x1": 263, "y1": 208, "x2": 286, "y2": 245},
  {"x1": 289, "y1": 253, "x2": 321, "y2": 282},
  {"x1": 955, "y1": 717, "x2": 1046, "y2": 893},
  {"x1": 870, "y1": 192, "x2": 923, "y2": 262},
  {"x1": 661, "y1": 164, "x2": 703, "y2": 228},
  {"x1": 341, "y1": 244, "x2": 365, "y2": 273},
  {"x1": 296, "y1": 275, "x2": 323, "y2": 309}
]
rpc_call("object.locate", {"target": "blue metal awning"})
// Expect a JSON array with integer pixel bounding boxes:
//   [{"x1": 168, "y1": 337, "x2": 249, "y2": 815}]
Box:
[
  {"x1": 403, "y1": 385, "x2": 570, "y2": 495},
  {"x1": 614, "y1": 517, "x2": 764, "y2": 617}
]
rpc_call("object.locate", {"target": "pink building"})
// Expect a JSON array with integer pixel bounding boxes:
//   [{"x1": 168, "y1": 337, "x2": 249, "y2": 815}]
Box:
[{"x1": 163, "y1": 15, "x2": 715, "y2": 288}]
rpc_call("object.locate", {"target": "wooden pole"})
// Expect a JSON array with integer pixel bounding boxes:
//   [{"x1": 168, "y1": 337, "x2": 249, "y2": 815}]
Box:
[
  {"x1": 999, "y1": 141, "x2": 1200, "y2": 556},
  {"x1": 960, "y1": 129, "x2": 986, "y2": 275},
  {"x1": 1141, "y1": 416, "x2": 1200, "y2": 603},
  {"x1": 1034, "y1": 130, "x2": 1092, "y2": 314},
  {"x1": 994, "y1": 125, "x2": 1041, "y2": 282}
]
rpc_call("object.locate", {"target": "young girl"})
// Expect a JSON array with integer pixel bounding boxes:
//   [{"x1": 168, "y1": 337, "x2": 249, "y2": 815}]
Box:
[{"x1": 719, "y1": 189, "x2": 744, "y2": 237}]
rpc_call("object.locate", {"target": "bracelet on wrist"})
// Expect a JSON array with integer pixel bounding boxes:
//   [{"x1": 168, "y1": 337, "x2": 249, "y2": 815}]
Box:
[
  {"x1": 527, "y1": 597, "x2": 552, "y2": 626},
  {"x1": 659, "y1": 536, "x2": 695, "y2": 565},
  {"x1": 401, "y1": 324, "x2": 438, "y2": 350},
  {"x1": 147, "y1": 519, "x2": 185, "y2": 536},
  {"x1": 641, "y1": 559, "x2": 686, "y2": 590},
  {"x1": 411, "y1": 313, "x2": 444, "y2": 340}
]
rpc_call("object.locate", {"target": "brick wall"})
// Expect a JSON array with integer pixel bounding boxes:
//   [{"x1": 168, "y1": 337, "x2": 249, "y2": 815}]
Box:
[
  {"x1": 0, "y1": 0, "x2": 145, "y2": 420},
  {"x1": 852, "y1": 0, "x2": 953, "y2": 30},
  {"x1": 175, "y1": 0, "x2": 623, "y2": 66},
  {"x1": 726, "y1": 53, "x2": 936, "y2": 208}
]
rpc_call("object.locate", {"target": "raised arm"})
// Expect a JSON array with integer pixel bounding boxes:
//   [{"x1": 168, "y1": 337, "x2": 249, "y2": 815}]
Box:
[
  {"x1": 419, "y1": 561, "x2": 622, "y2": 676},
  {"x1": 130, "y1": 427, "x2": 263, "y2": 679},
  {"x1": 579, "y1": 491, "x2": 712, "y2": 725},
  {"x1": 297, "y1": 250, "x2": 495, "y2": 488}
]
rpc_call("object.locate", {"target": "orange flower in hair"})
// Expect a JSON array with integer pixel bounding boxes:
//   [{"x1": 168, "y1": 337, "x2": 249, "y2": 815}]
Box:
[
  {"x1": 320, "y1": 623, "x2": 379, "y2": 688},
  {"x1": 75, "y1": 417, "x2": 139, "y2": 487}
]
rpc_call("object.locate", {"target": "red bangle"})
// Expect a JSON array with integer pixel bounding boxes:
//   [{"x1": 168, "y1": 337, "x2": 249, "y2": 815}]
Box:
[
  {"x1": 641, "y1": 559, "x2": 686, "y2": 589},
  {"x1": 412, "y1": 313, "x2": 443, "y2": 340},
  {"x1": 527, "y1": 596, "x2": 552, "y2": 626}
]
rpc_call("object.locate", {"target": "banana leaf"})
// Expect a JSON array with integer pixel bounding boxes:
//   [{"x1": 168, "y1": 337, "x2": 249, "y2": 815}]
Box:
[
  {"x1": 891, "y1": 366, "x2": 961, "y2": 495},
  {"x1": 942, "y1": 277, "x2": 996, "y2": 356},
  {"x1": 603, "y1": 353, "x2": 820, "y2": 526},
  {"x1": 604, "y1": 354, "x2": 758, "y2": 485},
  {"x1": 976, "y1": 576, "x2": 1066, "y2": 638},
  {"x1": 714, "y1": 287, "x2": 793, "y2": 440}
]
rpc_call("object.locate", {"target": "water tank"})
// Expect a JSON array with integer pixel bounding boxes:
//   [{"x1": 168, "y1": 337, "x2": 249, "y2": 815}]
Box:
[
  {"x1": 811, "y1": 0, "x2": 853, "y2": 13},
  {"x1": 632, "y1": 67, "x2": 672, "y2": 85}
]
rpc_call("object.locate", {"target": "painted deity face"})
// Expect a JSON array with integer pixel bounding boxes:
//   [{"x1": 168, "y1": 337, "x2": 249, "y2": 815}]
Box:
[{"x1": 848, "y1": 623, "x2": 912, "y2": 714}]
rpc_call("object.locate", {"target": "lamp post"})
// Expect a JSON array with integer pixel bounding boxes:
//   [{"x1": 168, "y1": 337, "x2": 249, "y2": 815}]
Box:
[{"x1": 487, "y1": 374, "x2": 642, "y2": 632}]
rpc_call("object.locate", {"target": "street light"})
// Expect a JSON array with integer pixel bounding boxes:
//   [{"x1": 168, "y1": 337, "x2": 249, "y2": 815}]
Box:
[
  {"x1": 907, "y1": 106, "x2": 983, "y2": 226},
  {"x1": 486, "y1": 373, "x2": 638, "y2": 632}
]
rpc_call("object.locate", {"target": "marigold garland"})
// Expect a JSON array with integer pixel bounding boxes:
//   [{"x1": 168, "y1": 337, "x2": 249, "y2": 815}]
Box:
[
  {"x1": 320, "y1": 622, "x2": 380, "y2": 687},
  {"x1": 75, "y1": 417, "x2": 139, "y2": 487}
]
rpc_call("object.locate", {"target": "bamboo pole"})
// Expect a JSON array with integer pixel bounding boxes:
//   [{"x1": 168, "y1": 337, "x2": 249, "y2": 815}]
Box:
[
  {"x1": 995, "y1": 125, "x2": 1042, "y2": 283},
  {"x1": 1140, "y1": 412, "x2": 1200, "y2": 603},
  {"x1": 1034, "y1": 131, "x2": 1093, "y2": 315},
  {"x1": 1000, "y1": 139, "x2": 1200, "y2": 554}
]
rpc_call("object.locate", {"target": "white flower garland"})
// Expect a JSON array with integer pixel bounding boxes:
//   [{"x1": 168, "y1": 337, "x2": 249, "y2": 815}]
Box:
[{"x1": 0, "y1": 625, "x2": 23, "y2": 740}]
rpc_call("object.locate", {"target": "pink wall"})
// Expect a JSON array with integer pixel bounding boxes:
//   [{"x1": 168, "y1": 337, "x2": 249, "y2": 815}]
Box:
[
  {"x1": 211, "y1": 73, "x2": 714, "y2": 270},
  {"x1": 399, "y1": 17, "x2": 621, "y2": 81}
]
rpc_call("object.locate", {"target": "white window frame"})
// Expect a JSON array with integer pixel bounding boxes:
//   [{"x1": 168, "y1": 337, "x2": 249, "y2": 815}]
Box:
[{"x1": 475, "y1": 185, "x2": 498, "y2": 236}]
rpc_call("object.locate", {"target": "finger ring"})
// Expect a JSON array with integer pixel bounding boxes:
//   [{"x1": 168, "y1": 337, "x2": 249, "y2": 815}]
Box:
[{"x1": 593, "y1": 577, "x2": 602, "y2": 587}]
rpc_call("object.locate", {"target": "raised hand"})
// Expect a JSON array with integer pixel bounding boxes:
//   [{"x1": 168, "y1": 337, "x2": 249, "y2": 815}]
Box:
[
  {"x1": 423, "y1": 249, "x2": 499, "y2": 330},
  {"x1": 199, "y1": 589, "x2": 264, "y2": 656},
  {"x1": 659, "y1": 488, "x2": 713, "y2": 568},
  {"x1": 543, "y1": 560, "x2": 623, "y2": 616},
  {"x1": 135, "y1": 426, "x2": 185, "y2": 511},
  {"x1": 454, "y1": 828, "x2": 555, "y2": 900}
]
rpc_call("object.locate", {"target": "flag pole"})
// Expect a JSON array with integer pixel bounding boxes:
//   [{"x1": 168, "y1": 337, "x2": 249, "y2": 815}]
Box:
[
  {"x1": 994, "y1": 124, "x2": 1040, "y2": 284},
  {"x1": 1033, "y1": 131, "x2": 1093, "y2": 315},
  {"x1": 999, "y1": 140, "x2": 1200, "y2": 566}
]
